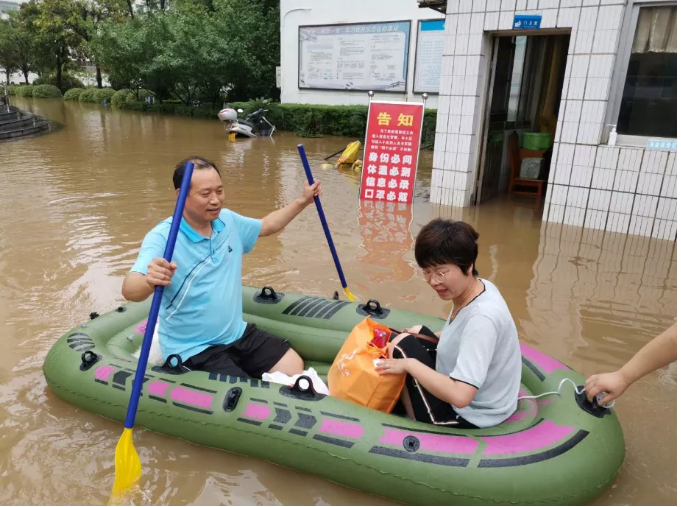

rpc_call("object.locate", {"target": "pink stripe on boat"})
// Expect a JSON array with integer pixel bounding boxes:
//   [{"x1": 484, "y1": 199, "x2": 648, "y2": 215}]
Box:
[
  {"x1": 520, "y1": 343, "x2": 569, "y2": 375},
  {"x1": 94, "y1": 366, "x2": 115, "y2": 381},
  {"x1": 319, "y1": 419, "x2": 364, "y2": 439},
  {"x1": 379, "y1": 429, "x2": 478, "y2": 455},
  {"x1": 242, "y1": 403, "x2": 271, "y2": 420},
  {"x1": 170, "y1": 387, "x2": 213, "y2": 409},
  {"x1": 135, "y1": 320, "x2": 148, "y2": 335},
  {"x1": 147, "y1": 381, "x2": 170, "y2": 397},
  {"x1": 481, "y1": 420, "x2": 574, "y2": 455}
]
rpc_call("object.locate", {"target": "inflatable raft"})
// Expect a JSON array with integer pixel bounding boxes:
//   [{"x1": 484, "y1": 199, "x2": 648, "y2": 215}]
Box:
[{"x1": 43, "y1": 286, "x2": 624, "y2": 505}]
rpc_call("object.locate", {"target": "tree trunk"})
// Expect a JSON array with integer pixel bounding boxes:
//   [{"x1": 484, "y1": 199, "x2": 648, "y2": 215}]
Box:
[
  {"x1": 126, "y1": 0, "x2": 134, "y2": 18},
  {"x1": 23, "y1": 69, "x2": 29, "y2": 84},
  {"x1": 56, "y1": 57, "x2": 62, "y2": 92},
  {"x1": 96, "y1": 64, "x2": 102, "y2": 88}
]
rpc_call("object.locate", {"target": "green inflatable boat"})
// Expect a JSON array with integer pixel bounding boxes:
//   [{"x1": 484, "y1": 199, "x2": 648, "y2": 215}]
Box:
[{"x1": 43, "y1": 286, "x2": 624, "y2": 505}]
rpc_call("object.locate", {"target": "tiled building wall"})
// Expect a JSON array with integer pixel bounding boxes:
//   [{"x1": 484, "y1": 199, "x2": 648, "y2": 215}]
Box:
[{"x1": 432, "y1": 0, "x2": 677, "y2": 241}]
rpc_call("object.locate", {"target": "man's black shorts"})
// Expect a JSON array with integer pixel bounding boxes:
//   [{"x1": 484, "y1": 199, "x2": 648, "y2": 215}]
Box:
[{"x1": 183, "y1": 324, "x2": 291, "y2": 378}]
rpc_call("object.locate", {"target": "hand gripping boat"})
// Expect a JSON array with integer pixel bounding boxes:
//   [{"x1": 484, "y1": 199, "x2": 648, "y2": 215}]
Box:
[{"x1": 43, "y1": 286, "x2": 625, "y2": 505}]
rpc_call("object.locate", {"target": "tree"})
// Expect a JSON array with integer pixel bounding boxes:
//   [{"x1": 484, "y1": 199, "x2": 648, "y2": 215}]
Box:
[{"x1": 0, "y1": 19, "x2": 18, "y2": 83}]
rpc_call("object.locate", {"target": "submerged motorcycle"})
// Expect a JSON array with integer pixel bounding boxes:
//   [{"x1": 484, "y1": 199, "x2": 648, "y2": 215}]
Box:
[{"x1": 218, "y1": 106, "x2": 276, "y2": 138}]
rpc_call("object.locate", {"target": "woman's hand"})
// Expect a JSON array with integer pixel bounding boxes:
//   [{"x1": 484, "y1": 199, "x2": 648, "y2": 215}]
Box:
[
  {"x1": 402, "y1": 325, "x2": 423, "y2": 335},
  {"x1": 375, "y1": 358, "x2": 410, "y2": 376}
]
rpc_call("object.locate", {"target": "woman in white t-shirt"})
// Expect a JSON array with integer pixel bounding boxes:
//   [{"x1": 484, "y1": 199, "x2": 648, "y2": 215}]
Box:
[{"x1": 375, "y1": 219, "x2": 522, "y2": 429}]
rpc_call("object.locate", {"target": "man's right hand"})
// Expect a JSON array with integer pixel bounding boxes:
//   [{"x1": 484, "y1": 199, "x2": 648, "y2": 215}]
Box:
[{"x1": 146, "y1": 258, "x2": 177, "y2": 287}]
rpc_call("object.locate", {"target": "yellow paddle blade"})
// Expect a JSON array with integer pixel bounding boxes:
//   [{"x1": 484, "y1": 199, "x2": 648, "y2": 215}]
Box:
[
  {"x1": 344, "y1": 287, "x2": 355, "y2": 302},
  {"x1": 109, "y1": 428, "x2": 141, "y2": 504},
  {"x1": 228, "y1": 132, "x2": 236, "y2": 142}
]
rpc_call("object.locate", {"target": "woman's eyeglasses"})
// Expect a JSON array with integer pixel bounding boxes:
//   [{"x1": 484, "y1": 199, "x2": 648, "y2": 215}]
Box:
[{"x1": 419, "y1": 269, "x2": 449, "y2": 284}]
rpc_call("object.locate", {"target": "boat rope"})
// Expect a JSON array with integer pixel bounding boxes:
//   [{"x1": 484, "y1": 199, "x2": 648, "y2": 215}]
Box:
[{"x1": 517, "y1": 378, "x2": 616, "y2": 409}]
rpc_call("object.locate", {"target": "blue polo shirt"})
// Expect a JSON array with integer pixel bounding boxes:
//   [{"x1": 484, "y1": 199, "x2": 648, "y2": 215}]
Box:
[{"x1": 130, "y1": 209, "x2": 262, "y2": 361}]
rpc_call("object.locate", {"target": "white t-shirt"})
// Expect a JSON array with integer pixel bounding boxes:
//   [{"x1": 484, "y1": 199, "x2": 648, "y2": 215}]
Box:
[{"x1": 436, "y1": 279, "x2": 521, "y2": 428}]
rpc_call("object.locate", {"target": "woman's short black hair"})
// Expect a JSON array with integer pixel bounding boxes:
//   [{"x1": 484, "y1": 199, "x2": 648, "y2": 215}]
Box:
[
  {"x1": 173, "y1": 156, "x2": 220, "y2": 189},
  {"x1": 415, "y1": 219, "x2": 479, "y2": 276}
]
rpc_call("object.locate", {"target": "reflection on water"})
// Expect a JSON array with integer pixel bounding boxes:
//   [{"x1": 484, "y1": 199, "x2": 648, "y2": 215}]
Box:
[{"x1": 0, "y1": 97, "x2": 676, "y2": 506}]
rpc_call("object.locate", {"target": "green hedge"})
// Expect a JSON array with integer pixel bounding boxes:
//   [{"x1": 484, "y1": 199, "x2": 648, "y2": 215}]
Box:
[
  {"x1": 7, "y1": 85, "x2": 18, "y2": 95},
  {"x1": 64, "y1": 88, "x2": 85, "y2": 101},
  {"x1": 116, "y1": 101, "x2": 437, "y2": 141},
  {"x1": 78, "y1": 88, "x2": 98, "y2": 102},
  {"x1": 14, "y1": 85, "x2": 34, "y2": 97},
  {"x1": 33, "y1": 73, "x2": 85, "y2": 93},
  {"x1": 111, "y1": 89, "x2": 132, "y2": 108},
  {"x1": 94, "y1": 88, "x2": 116, "y2": 103},
  {"x1": 32, "y1": 84, "x2": 63, "y2": 99}
]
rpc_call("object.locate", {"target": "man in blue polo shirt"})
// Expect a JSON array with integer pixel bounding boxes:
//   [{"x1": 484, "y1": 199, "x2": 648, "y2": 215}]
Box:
[{"x1": 122, "y1": 156, "x2": 321, "y2": 377}]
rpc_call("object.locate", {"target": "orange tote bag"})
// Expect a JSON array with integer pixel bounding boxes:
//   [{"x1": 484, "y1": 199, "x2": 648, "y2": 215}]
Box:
[{"x1": 328, "y1": 317, "x2": 405, "y2": 413}]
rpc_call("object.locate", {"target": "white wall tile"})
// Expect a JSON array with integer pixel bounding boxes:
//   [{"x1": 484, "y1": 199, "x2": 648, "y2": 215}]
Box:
[
  {"x1": 584, "y1": 78, "x2": 610, "y2": 100},
  {"x1": 652, "y1": 219, "x2": 677, "y2": 241},
  {"x1": 585, "y1": 209, "x2": 608, "y2": 230},
  {"x1": 629, "y1": 215, "x2": 653, "y2": 237},
  {"x1": 581, "y1": 100, "x2": 607, "y2": 125},
  {"x1": 665, "y1": 153, "x2": 676, "y2": 175},
  {"x1": 468, "y1": 34, "x2": 483, "y2": 55},
  {"x1": 516, "y1": 0, "x2": 527, "y2": 9},
  {"x1": 661, "y1": 175, "x2": 677, "y2": 198},
  {"x1": 470, "y1": 13, "x2": 485, "y2": 33},
  {"x1": 454, "y1": 171, "x2": 467, "y2": 190},
  {"x1": 596, "y1": 146, "x2": 620, "y2": 169},
  {"x1": 642, "y1": 150, "x2": 669, "y2": 174},
  {"x1": 633, "y1": 194, "x2": 659, "y2": 217},
  {"x1": 561, "y1": 0, "x2": 582, "y2": 7},
  {"x1": 484, "y1": 11, "x2": 500, "y2": 29},
  {"x1": 656, "y1": 198, "x2": 677, "y2": 221},
  {"x1": 619, "y1": 148, "x2": 644, "y2": 171},
  {"x1": 554, "y1": 164, "x2": 572, "y2": 185},
  {"x1": 570, "y1": 165, "x2": 593, "y2": 187},
  {"x1": 542, "y1": 8, "x2": 558, "y2": 27},
  {"x1": 432, "y1": 169, "x2": 444, "y2": 187},
  {"x1": 542, "y1": 201, "x2": 550, "y2": 221},
  {"x1": 575, "y1": 31, "x2": 595, "y2": 54},
  {"x1": 557, "y1": 7, "x2": 579, "y2": 27},
  {"x1": 460, "y1": 115, "x2": 474, "y2": 134},
  {"x1": 465, "y1": 56, "x2": 481, "y2": 76},
  {"x1": 564, "y1": 100, "x2": 582, "y2": 123},
  {"x1": 558, "y1": 143, "x2": 576, "y2": 165},
  {"x1": 539, "y1": 0, "x2": 558, "y2": 8},
  {"x1": 582, "y1": 0, "x2": 599, "y2": 5},
  {"x1": 548, "y1": 204, "x2": 566, "y2": 223},
  {"x1": 463, "y1": 78, "x2": 478, "y2": 95},
  {"x1": 588, "y1": 189, "x2": 612, "y2": 211},
  {"x1": 552, "y1": 184, "x2": 568, "y2": 205},
  {"x1": 578, "y1": 7, "x2": 598, "y2": 31},
  {"x1": 592, "y1": 29, "x2": 619, "y2": 53},
  {"x1": 605, "y1": 212, "x2": 631, "y2": 234},
  {"x1": 453, "y1": 56, "x2": 466, "y2": 76},
  {"x1": 436, "y1": 113, "x2": 449, "y2": 134},
  {"x1": 588, "y1": 55, "x2": 615, "y2": 79},
  {"x1": 457, "y1": 151, "x2": 471, "y2": 171},
  {"x1": 564, "y1": 206, "x2": 587, "y2": 227},
  {"x1": 609, "y1": 192, "x2": 634, "y2": 215},
  {"x1": 455, "y1": 35, "x2": 469, "y2": 55},
  {"x1": 568, "y1": 78, "x2": 586, "y2": 99},
  {"x1": 448, "y1": 115, "x2": 460, "y2": 133},
  {"x1": 577, "y1": 123, "x2": 601, "y2": 145},
  {"x1": 501, "y1": 0, "x2": 516, "y2": 10},
  {"x1": 598, "y1": 5, "x2": 625, "y2": 30},
  {"x1": 459, "y1": 0, "x2": 473, "y2": 12},
  {"x1": 568, "y1": 186, "x2": 589, "y2": 207},
  {"x1": 458, "y1": 134, "x2": 474, "y2": 153},
  {"x1": 636, "y1": 173, "x2": 663, "y2": 196},
  {"x1": 574, "y1": 144, "x2": 597, "y2": 170},
  {"x1": 571, "y1": 55, "x2": 590, "y2": 78},
  {"x1": 461, "y1": 96, "x2": 476, "y2": 116},
  {"x1": 613, "y1": 170, "x2": 637, "y2": 193},
  {"x1": 601, "y1": 0, "x2": 626, "y2": 4},
  {"x1": 592, "y1": 168, "x2": 616, "y2": 190},
  {"x1": 499, "y1": 11, "x2": 515, "y2": 29},
  {"x1": 450, "y1": 95, "x2": 463, "y2": 115},
  {"x1": 486, "y1": 0, "x2": 502, "y2": 11},
  {"x1": 526, "y1": 0, "x2": 539, "y2": 9},
  {"x1": 561, "y1": 122, "x2": 579, "y2": 143}
]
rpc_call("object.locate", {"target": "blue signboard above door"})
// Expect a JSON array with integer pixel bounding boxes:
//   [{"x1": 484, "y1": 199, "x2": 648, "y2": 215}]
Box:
[{"x1": 513, "y1": 14, "x2": 542, "y2": 30}]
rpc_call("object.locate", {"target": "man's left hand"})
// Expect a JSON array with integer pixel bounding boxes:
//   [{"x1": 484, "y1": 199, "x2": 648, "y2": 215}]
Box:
[{"x1": 302, "y1": 179, "x2": 322, "y2": 205}]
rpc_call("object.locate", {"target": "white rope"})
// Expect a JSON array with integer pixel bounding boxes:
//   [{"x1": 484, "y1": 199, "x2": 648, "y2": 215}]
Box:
[{"x1": 518, "y1": 378, "x2": 616, "y2": 409}]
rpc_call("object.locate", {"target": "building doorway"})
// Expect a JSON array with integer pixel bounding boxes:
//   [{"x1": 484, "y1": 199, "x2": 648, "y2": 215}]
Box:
[{"x1": 475, "y1": 33, "x2": 570, "y2": 206}]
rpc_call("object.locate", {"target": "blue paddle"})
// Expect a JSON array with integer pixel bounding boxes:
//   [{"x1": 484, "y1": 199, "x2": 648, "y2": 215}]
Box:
[
  {"x1": 110, "y1": 161, "x2": 194, "y2": 502},
  {"x1": 297, "y1": 144, "x2": 355, "y2": 301}
]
